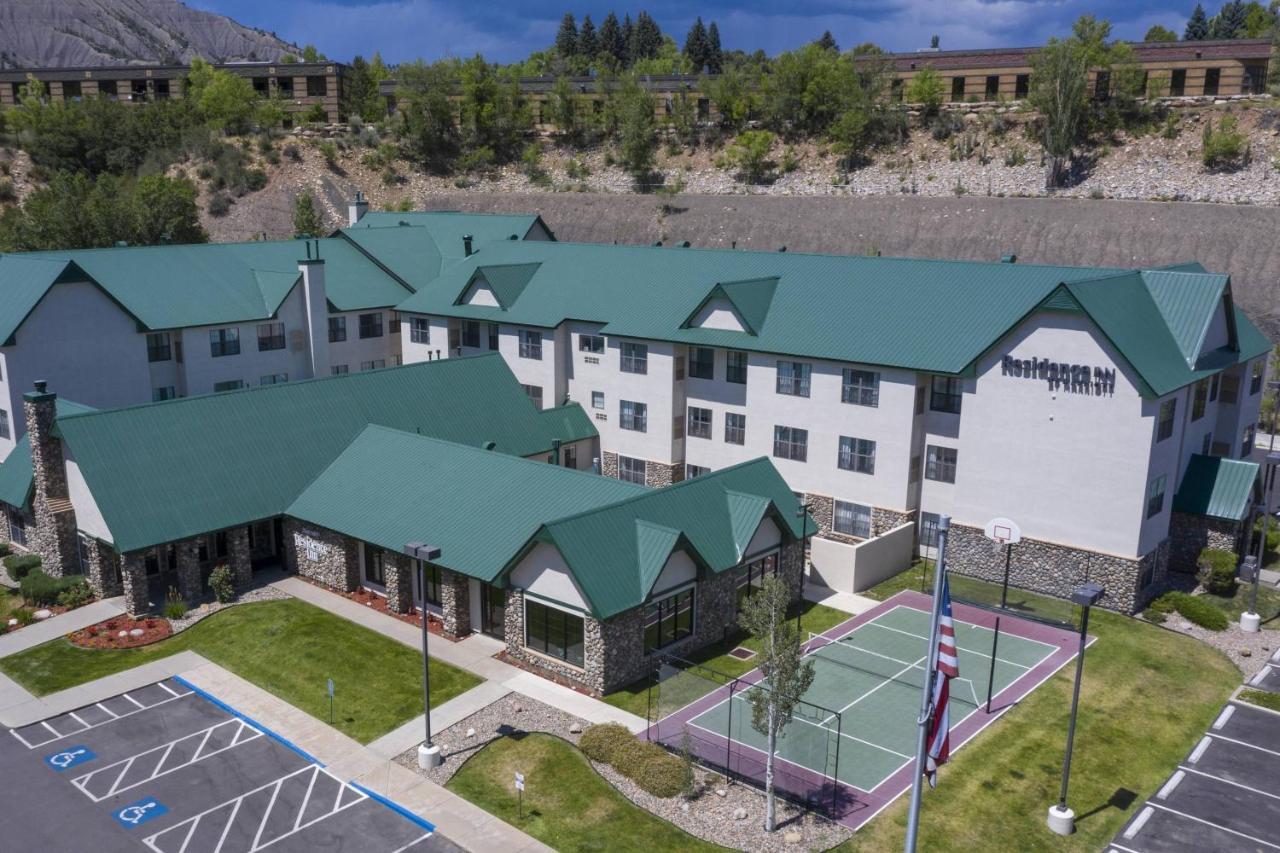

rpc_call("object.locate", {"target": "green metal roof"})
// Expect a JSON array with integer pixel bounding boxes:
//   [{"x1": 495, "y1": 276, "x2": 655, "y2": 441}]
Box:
[
  {"x1": 0, "y1": 257, "x2": 97, "y2": 345},
  {"x1": 537, "y1": 404, "x2": 597, "y2": 443},
  {"x1": 219, "y1": 239, "x2": 411, "y2": 312},
  {"x1": 465, "y1": 263, "x2": 542, "y2": 309},
  {"x1": 0, "y1": 398, "x2": 94, "y2": 510},
  {"x1": 287, "y1": 425, "x2": 643, "y2": 583},
  {"x1": 396, "y1": 240, "x2": 1269, "y2": 394},
  {"x1": 55, "y1": 355, "x2": 595, "y2": 553},
  {"x1": 532, "y1": 458, "x2": 811, "y2": 619},
  {"x1": 347, "y1": 211, "x2": 549, "y2": 256},
  {"x1": 337, "y1": 226, "x2": 444, "y2": 292},
  {"x1": 1173, "y1": 454, "x2": 1259, "y2": 521}
]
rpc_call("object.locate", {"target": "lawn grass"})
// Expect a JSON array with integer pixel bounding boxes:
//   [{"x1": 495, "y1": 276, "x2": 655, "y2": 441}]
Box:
[
  {"x1": 0, "y1": 586, "x2": 23, "y2": 623},
  {"x1": 1197, "y1": 581, "x2": 1280, "y2": 630},
  {"x1": 600, "y1": 599, "x2": 852, "y2": 718},
  {"x1": 0, "y1": 598, "x2": 481, "y2": 744},
  {"x1": 829, "y1": 572, "x2": 1240, "y2": 852},
  {"x1": 1238, "y1": 688, "x2": 1280, "y2": 712},
  {"x1": 446, "y1": 731, "x2": 725, "y2": 852},
  {"x1": 864, "y1": 559, "x2": 1080, "y2": 626}
]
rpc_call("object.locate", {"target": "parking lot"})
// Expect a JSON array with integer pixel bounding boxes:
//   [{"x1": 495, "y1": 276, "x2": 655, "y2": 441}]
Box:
[
  {"x1": 4, "y1": 678, "x2": 457, "y2": 853},
  {"x1": 1109, "y1": 694, "x2": 1280, "y2": 853}
]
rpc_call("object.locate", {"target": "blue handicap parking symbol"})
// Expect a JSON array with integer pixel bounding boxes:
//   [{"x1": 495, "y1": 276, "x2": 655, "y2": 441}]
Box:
[
  {"x1": 45, "y1": 745, "x2": 96, "y2": 772},
  {"x1": 113, "y1": 797, "x2": 168, "y2": 829}
]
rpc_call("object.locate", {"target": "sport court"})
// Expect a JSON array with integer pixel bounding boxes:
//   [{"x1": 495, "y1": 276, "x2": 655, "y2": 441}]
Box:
[
  {"x1": 3, "y1": 678, "x2": 456, "y2": 853},
  {"x1": 660, "y1": 590, "x2": 1083, "y2": 831}
]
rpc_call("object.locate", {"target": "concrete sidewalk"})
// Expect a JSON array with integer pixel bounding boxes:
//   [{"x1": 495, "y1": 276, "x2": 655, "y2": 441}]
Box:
[
  {"x1": 803, "y1": 580, "x2": 880, "y2": 616},
  {"x1": 0, "y1": 596, "x2": 124, "y2": 658}
]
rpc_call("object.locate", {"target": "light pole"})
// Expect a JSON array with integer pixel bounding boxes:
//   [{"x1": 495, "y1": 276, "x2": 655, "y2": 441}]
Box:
[
  {"x1": 1244, "y1": 447, "x2": 1280, "y2": 632},
  {"x1": 1047, "y1": 581, "x2": 1104, "y2": 836},
  {"x1": 404, "y1": 541, "x2": 443, "y2": 769},
  {"x1": 796, "y1": 502, "x2": 812, "y2": 635}
]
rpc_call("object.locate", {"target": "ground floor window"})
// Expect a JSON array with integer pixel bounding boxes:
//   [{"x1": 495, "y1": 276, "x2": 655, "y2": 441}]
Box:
[
  {"x1": 736, "y1": 551, "x2": 779, "y2": 611},
  {"x1": 7, "y1": 509, "x2": 26, "y2": 546},
  {"x1": 77, "y1": 532, "x2": 92, "y2": 575},
  {"x1": 619, "y1": 455, "x2": 646, "y2": 484},
  {"x1": 644, "y1": 587, "x2": 695, "y2": 652},
  {"x1": 364, "y1": 542, "x2": 386, "y2": 586},
  {"x1": 833, "y1": 500, "x2": 872, "y2": 538},
  {"x1": 524, "y1": 599, "x2": 584, "y2": 667},
  {"x1": 420, "y1": 561, "x2": 442, "y2": 606}
]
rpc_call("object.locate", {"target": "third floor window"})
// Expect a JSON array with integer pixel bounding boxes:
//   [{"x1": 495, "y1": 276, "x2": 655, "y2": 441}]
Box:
[
  {"x1": 257, "y1": 322, "x2": 285, "y2": 352},
  {"x1": 410, "y1": 317, "x2": 430, "y2": 344},
  {"x1": 776, "y1": 361, "x2": 811, "y2": 397},
  {"x1": 359, "y1": 312, "x2": 384, "y2": 339},
  {"x1": 726, "y1": 350, "x2": 748, "y2": 384},
  {"x1": 146, "y1": 332, "x2": 172, "y2": 362},
  {"x1": 689, "y1": 347, "x2": 715, "y2": 380},
  {"x1": 209, "y1": 327, "x2": 239, "y2": 358},
  {"x1": 328, "y1": 316, "x2": 347, "y2": 343},
  {"x1": 773, "y1": 425, "x2": 808, "y2": 462},
  {"x1": 621, "y1": 342, "x2": 648, "y2": 374},
  {"x1": 519, "y1": 329, "x2": 543, "y2": 359},
  {"x1": 842, "y1": 369, "x2": 880, "y2": 407},
  {"x1": 930, "y1": 376, "x2": 962, "y2": 414}
]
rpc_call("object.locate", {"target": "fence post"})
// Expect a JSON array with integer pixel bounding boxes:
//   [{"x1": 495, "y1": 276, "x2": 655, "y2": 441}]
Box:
[
  {"x1": 833, "y1": 711, "x2": 843, "y2": 816},
  {"x1": 646, "y1": 659, "x2": 654, "y2": 741},
  {"x1": 725, "y1": 679, "x2": 735, "y2": 782},
  {"x1": 986, "y1": 616, "x2": 1001, "y2": 713}
]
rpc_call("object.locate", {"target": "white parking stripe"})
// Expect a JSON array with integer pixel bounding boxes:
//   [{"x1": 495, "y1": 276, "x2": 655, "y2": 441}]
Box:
[
  {"x1": 157, "y1": 682, "x2": 181, "y2": 698},
  {"x1": 95, "y1": 702, "x2": 119, "y2": 718},
  {"x1": 1146, "y1": 802, "x2": 1280, "y2": 850},
  {"x1": 1178, "y1": 764, "x2": 1280, "y2": 803},
  {"x1": 123, "y1": 693, "x2": 146, "y2": 709},
  {"x1": 388, "y1": 834, "x2": 433, "y2": 853},
  {"x1": 8, "y1": 687, "x2": 193, "y2": 749},
  {"x1": 68, "y1": 712, "x2": 89, "y2": 729},
  {"x1": 1208, "y1": 732, "x2": 1280, "y2": 758},
  {"x1": 41, "y1": 721, "x2": 59, "y2": 737}
]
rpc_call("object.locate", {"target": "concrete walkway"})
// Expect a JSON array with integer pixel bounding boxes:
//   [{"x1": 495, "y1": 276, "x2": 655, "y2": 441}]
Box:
[
  {"x1": 803, "y1": 580, "x2": 880, "y2": 616},
  {"x1": 0, "y1": 596, "x2": 124, "y2": 658}
]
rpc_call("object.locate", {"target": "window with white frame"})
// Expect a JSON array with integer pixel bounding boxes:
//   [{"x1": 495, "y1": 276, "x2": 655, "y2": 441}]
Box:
[
  {"x1": 833, "y1": 500, "x2": 872, "y2": 538},
  {"x1": 620, "y1": 400, "x2": 647, "y2": 432},
  {"x1": 621, "y1": 341, "x2": 648, "y2": 374},
  {"x1": 257, "y1": 322, "x2": 285, "y2": 351},
  {"x1": 773, "y1": 425, "x2": 808, "y2": 461},
  {"x1": 838, "y1": 436, "x2": 876, "y2": 474},
  {"x1": 688, "y1": 406, "x2": 712, "y2": 439},
  {"x1": 519, "y1": 329, "x2": 542, "y2": 359},
  {"x1": 725, "y1": 412, "x2": 745, "y2": 445},
  {"x1": 209, "y1": 328, "x2": 239, "y2": 357},
  {"x1": 579, "y1": 334, "x2": 605, "y2": 354},
  {"x1": 842, "y1": 369, "x2": 880, "y2": 407},
  {"x1": 925, "y1": 445, "x2": 957, "y2": 483},
  {"x1": 1146, "y1": 474, "x2": 1166, "y2": 519},
  {"x1": 410, "y1": 317, "x2": 430, "y2": 344},
  {"x1": 919, "y1": 512, "x2": 941, "y2": 548},
  {"x1": 644, "y1": 587, "x2": 695, "y2": 652},
  {"x1": 619, "y1": 455, "x2": 646, "y2": 484},
  {"x1": 685, "y1": 464, "x2": 709, "y2": 478},
  {"x1": 591, "y1": 391, "x2": 605, "y2": 410},
  {"x1": 776, "y1": 360, "x2": 811, "y2": 397},
  {"x1": 522, "y1": 384, "x2": 544, "y2": 409}
]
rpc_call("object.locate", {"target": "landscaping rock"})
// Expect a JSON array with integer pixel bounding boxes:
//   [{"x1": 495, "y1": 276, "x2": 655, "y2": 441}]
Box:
[
  {"x1": 569, "y1": 722, "x2": 583, "y2": 734},
  {"x1": 117, "y1": 630, "x2": 128, "y2": 638},
  {"x1": 1241, "y1": 648, "x2": 1252, "y2": 657},
  {"x1": 6, "y1": 618, "x2": 15, "y2": 627},
  {"x1": 33, "y1": 609, "x2": 52, "y2": 620},
  {"x1": 716, "y1": 788, "x2": 727, "y2": 797},
  {"x1": 733, "y1": 807, "x2": 748, "y2": 820},
  {"x1": 784, "y1": 830, "x2": 804, "y2": 844},
  {"x1": 681, "y1": 802, "x2": 690, "y2": 813},
  {"x1": 465, "y1": 727, "x2": 476, "y2": 738},
  {"x1": 129, "y1": 628, "x2": 144, "y2": 637}
]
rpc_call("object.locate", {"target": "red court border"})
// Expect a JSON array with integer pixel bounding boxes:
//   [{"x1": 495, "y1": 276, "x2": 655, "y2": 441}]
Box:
[{"x1": 645, "y1": 589, "x2": 1090, "y2": 832}]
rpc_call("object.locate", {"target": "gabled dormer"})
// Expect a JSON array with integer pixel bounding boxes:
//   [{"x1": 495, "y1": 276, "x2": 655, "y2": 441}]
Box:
[
  {"x1": 681, "y1": 276, "x2": 779, "y2": 335},
  {"x1": 454, "y1": 262, "x2": 541, "y2": 310}
]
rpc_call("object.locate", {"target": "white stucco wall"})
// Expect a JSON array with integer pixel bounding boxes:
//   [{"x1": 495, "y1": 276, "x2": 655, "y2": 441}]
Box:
[
  {"x1": 509, "y1": 541, "x2": 590, "y2": 610},
  {"x1": 65, "y1": 451, "x2": 112, "y2": 543},
  {"x1": 650, "y1": 548, "x2": 697, "y2": 597},
  {"x1": 745, "y1": 516, "x2": 781, "y2": 557}
]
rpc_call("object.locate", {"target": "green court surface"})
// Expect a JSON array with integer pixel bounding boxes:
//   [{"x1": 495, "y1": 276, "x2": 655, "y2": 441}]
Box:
[{"x1": 687, "y1": 604, "x2": 1057, "y2": 792}]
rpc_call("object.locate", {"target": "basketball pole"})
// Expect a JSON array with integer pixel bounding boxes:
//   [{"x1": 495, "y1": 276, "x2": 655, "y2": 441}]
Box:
[
  {"x1": 904, "y1": 515, "x2": 950, "y2": 853},
  {"x1": 1000, "y1": 543, "x2": 1012, "y2": 609}
]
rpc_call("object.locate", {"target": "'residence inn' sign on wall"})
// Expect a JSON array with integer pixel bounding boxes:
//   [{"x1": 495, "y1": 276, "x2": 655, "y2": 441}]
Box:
[{"x1": 1002, "y1": 355, "x2": 1116, "y2": 396}]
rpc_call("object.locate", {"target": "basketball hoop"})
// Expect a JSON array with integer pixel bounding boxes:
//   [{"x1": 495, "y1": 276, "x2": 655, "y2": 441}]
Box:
[{"x1": 984, "y1": 517, "x2": 1021, "y2": 547}]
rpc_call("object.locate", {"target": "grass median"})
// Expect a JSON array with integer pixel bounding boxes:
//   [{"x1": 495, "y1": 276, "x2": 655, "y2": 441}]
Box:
[{"x1": 0, "y1": 597, "x2": 481, "y2": 744}]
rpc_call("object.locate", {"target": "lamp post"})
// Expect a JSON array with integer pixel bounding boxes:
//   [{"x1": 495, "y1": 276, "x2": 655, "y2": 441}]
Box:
[
  {"x1": 1244, "y1": 447, "x2": 1280, "y2": 632},
  {"x1": 796, "y1": 502, "x2": 812, "y2": 635},
  {"x1": 1047, "y1": 581, "x2": 1104, "y2": 836},
  {"x1": 404, "y1": 541, "x2": 443, "y2": 769}
]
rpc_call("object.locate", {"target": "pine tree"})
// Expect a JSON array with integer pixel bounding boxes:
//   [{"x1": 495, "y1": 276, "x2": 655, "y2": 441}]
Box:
[
  {"x1": 600, "y1": 12, "x2": 625, "y2": 66},
  {"x1": 578, "y1": 15, "x2": 599, "y2": 62},
  {"x1": 815, "y1": 30, "x2": 838, "y2": 51},
  {"x1": 556, "y1": 13, "x2": 579, "y2": 59},
  {"x1": 292, "y1": 191, "x2": 324, "y2": 238},
  {"x1": 684, "y1": 17, "x2": 709, "y2": 72},
  {"x1": 1186, "y1": 4, "x2": 1210, "y2": 39},
  {"x1": 706, "y1": 21, "x2": 724, "y2": 74},
  {"x1": 621, "y1": 14, "x2": 635, "y2": 65},
  {"x1": 632, "y1": 12, "x2": 663, "y2": 61},
  {"x1": 1209, "y1": 1, "x2": 1248, "y2": 38}
]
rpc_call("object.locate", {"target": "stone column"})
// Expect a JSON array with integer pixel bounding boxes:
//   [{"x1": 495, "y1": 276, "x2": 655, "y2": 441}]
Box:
[
  {"x1": 780, "y1": 538, "x2": 804, "y2": 604},
  {"x1": 85, "y1": 538, "x2": 122, "y2": 598},
  {"x1": 23, "y1": 382, "x2": 80, "y2": 577},
  {"x1": 176, "y1": 538, "x2": 202, "y2": 602},
  {"x1": 384, "y1": 553, "x2": 413, "y2": 614},
  {"x1": 229, "y1": 526, "x2": 253, "y2": 590},
  {"x1": 440, "y1": 569, "x2": 471, "y2": 638},
  {"x1": 120, "y1": 551, "x2": 149, "y2": 616}
]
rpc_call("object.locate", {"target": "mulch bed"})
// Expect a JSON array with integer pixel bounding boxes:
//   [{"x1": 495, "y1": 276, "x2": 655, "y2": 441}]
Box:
[
  {"x1": 70, "y1": 616, "x2": 171, "y2": 649},
  {"x1": 295, "y1": 575, "x2": 460, "y2": 642}
]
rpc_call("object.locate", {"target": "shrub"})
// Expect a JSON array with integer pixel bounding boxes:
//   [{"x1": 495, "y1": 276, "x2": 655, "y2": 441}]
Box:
[
  {"x1": 164, "y1": 586, "x2": 188, "y2": 619},
  {"x1": 1197, "y1": 548, "x2": 1238, "y2": 595},
  {"x1": 565, "y1": 158, "x2": 590, "y2": 179},
  {"x1": 303, "y1": 104, "x2": 329, "y2": 124},
  {"x1": 14, "y1": 608, "x2": 34, "y2": 626},
  {"x1": 20, "y1": 569, "x2": 80, "y2": 606},
  {"x1": 207, "y1": 192, "x2": 232, "y2": 217},
  {"x1": 0, "y1": 178, "x2": 15, "y2": 203},
  {"x1": 209, "y1": 565, "x2": 236, "y2": 603},
  {"x1": 613, "y1": 738, "x2": 687, "y2": 797},
  {"x1": 1004, "y1": 146, "x2": 1027, "y2": 167},
  {"x1": 1151, "y1": 591, "x2": 1229, "y2": 631},
  {"x1": 4, "y1": 553, "x2": 41, "y2": 581},
  {"x1": 284, "y1": 145, "x2": 302, "y2": 162},
  {"x1": 57, "y1": 579, "x2": 93, "y2": 609},
  {"x1": 0, "y1": 542, "x2": 9, "y2": 557},
  {"x1": 196, "y1": 164, "x2": 215, "y2": 181},
  {"x1": 1202, "y1": 116, "x2": 1250, "y2": 171},
  {"x1": 243, "y1": 169, "x2": 268, "y2": 192},
  {"x1": 579, "y1": 723, "x2": 633, "y2": 764},
  {"x1": 725, "y1": 130, "x2": 775, "y2": 184}
]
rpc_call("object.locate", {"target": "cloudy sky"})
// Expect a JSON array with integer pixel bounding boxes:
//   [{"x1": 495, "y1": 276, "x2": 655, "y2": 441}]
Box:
[{"x1": 192, "y1": 1, "x2": 1195, "y2": 64}]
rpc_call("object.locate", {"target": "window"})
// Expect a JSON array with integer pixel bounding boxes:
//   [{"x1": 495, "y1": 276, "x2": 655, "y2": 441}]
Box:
[
  {"x1": 591, "y1": 391, "x2": 605, "y2": 410},
  {"x1": 951, "y1": 76, "x2": 965, "y2": 101},
  {"x1": 419, "y1": 561, "x2": 442, "y2": 606},
  {"x1": 621, "y1": 342, "x2": 648, "y2": 374},
  {"x1": 209, "y1": 328, "x2": 240, "y2": 357},
  {"x1": 152, "y1": 387, "x2": 176, "y2": 402},
  {"x1": 1243, "y1": 63, "x2": 1266, "y2": 95},
  {"x1": 331, "y1": 364, "x2": 348, "y2": 375},
  {"x1": 306, "y1": 75, "x2": 327, "y2": 97},
  {"x1": 361, "y1": 359, "x2": 387, "y2": 371},
  {"x1": 260, "y1": 373, "x2": 288, "y2": 385},
  {"x1": 726, "y1": 350, "x2": 748, "y2": 384},
  {"x1": 1202, "y1": 433, "x2": 1213, "y2": 456},
  {"x1": 146, "y1": 332, "x2": 172, "y2": 362},
  {"x1": 1243, "y1": 423, "x2": 1257, "y2": 457},
  {"x1": 389, "y1": 313, "x2": 400, "y2": 335},
  {"x1": 838, "y1": 436, "x2": 876, "y2": 475},
  {"x1": 688, "y1": 406, "x2": 712, "y2": 439},
  {"x1": 524, "y1": 599, "x2": 584, "y2": 667},
  {"x1": 725, "y1": 412, "x2": 746, "y2": 445},
  {"x1": 1204, "y1": 67, "x2": 1220, "y2": 97},
  {"x1": 1220, "y1": 374, "x2": 1240, "y2": 405},
  {"x1": 915, "y1": 385, "x2": 926, "y2": 415},
  {"x1": 363, "y1": 542, "x2": 386, "y2": 586},
  {"x1": 773, "y1": 425, "x2": 808, "y2": 462},
  {"x1": 689, "y1": 347, "x2": 715, "y2": 379},
  {"x1": 736, "y1": 552, "x2": 778, "y2": 611},
  {"x1": 328, "y1": 316, "x2": 347, "y2": 343},
  {"x1": 0, "y1": 409, "x2": 8, "y2": 440},
  {"x1": 925, "y1": 445, "x2": 957, "y2": 483},
  {"x1": 834, "y1": 501, "x2": 872, "y2": 538},
  {"x1": 579, "y1": 334, "x2": 605, "y2": 354},
  {"x1": 563, "y1": 444, "x2": 578, "y2": 468},
  {"x1": 523, "y1": 384, "x2": 544, "y2": 409},
  {"x1": 619, "y1": 455, "x2": 646, "y2": 484},
  {"x1": 1252, "y1": 360, "x2": 1265, "y2": 395},
  {"x1": 410, "y1": 317, "x2": 430, "y2": 344},
  {"x1": 842, "y1": 369, "x2": 880, "y2": 407},
  {"x1": 1157, "y1": 398, "x2": 1176, "y2": 442},
  {"x1": 1170, "y1": 68, "x2": 1186, "y2": 97},
  {"x1": 8, "y1": 508, "x2": 26, "y2": 546},
  {"x1": 1146, "y1": 475, "x2": 1166, "y2": 519},
  {"x1": 519, "y1": 329, "x2": 543, "y2": 360},
  {"x1": 255, "y1": 322, "x2": 285, "y2": 352},
  {"x1": 776, "y1": 361, "x2": 811, "y2": 397},
  {"x1": 644, "y1": 588, "x2": 695, "y2": 652},
  {"x1": 930, "y1": 376, "x2": 962, "y2": 414},
  {"x1": 214, "y1": 380, "x2": 244, "y2": 393},
  {"x1": 462, "y1": 320, "x2": 481, "y2": 348},
  {"x1": 488, "y1": 323, "x2": 499, "y2": 351},
  {"x1": 919, "y1": 512, "x2": 941, "y2": 548},
  {"x1": 1015, "y1": 73, "x2": 1030, "y2": 98},
  {"x1": 686, "y1": 464, "x2": 709, "y2": 479},
  {"x1": 620, "y1": 400, "x2": 647, "y2": 432},
  {"x1": 359, "y1": 312, "x2": 384, "y2": 339},
  {"x1": 1192, "y1": 379, "x2": 1209, "y2": 421},
  {"x1": 215, "y1": 531, "x2": 229, "y2": 558},
  {"x1": 985, "y1": 74, "x2": 1000, "y2": 100},
  {"x1": 1210, "y1": 373, "x2": 1220, "y2": 402}
]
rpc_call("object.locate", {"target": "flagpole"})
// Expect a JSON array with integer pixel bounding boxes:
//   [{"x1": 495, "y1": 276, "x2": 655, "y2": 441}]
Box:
[{"x1": 904, "y1": 514, "x2": 950, "y2": 853}]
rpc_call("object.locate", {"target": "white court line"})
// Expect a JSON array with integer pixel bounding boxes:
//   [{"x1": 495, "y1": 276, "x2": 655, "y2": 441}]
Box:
[
  {"x1": 855, "y1": 618, "x2": 1035, "y2": 669},
  {"x1": 9, "y1": 687, "x2": 194, "y2": 750},
  {"x1": 810, "y1": 640, "x2": 986, "y2": 707},
  {"x1": 820, "y1": 654, "x2": 928, "y2": 727},
  {"x1": 687, "y1": 713, "x2": 912, "y2": 762},
  {"x1": 1178, "y1": 764, "x2": 1280, "y2": 803},
  {"x1": 1208, "y1": 732, "x2": 1280, "y2": 758},
  {"x1": 1146, "y1": 801, "x2": 1280, "y2": 850},
  {"x1": 388, "y1": 834, "x2": 433, "y2": 853},
  {"x1": 877, "y1": 603, "x2": 1062, "y2": 652}
]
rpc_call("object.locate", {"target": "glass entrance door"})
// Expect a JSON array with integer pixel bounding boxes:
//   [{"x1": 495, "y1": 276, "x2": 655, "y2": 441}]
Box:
[{"x1": 481, "y1": 584, "x2": 506, "y2": 638}]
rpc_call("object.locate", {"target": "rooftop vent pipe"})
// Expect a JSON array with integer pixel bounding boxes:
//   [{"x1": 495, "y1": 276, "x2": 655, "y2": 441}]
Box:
[
  {"x1": 1001, "y1": 253, "x2": 1017, "y2": 264},
  {"x1": 463, "y1": 234, "x2": 474, "y2": 256}
]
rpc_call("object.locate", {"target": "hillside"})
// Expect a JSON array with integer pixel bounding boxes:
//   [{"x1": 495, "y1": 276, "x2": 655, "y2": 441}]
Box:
[{"x1": 0, "y1": 0, "x2": 299, "y2": 68}]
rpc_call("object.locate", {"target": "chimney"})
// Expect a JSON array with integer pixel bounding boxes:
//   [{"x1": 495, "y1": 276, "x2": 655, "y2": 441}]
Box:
[
  {"x1": 347, "y1": 190, "x2": 369, "y2": 227},
  {"x1": 463, "y1": 234, "x2": 473, "y2": 257},
  {"x1": 299, "y1": 240, "x2": 330, "y2": 379},
  {"x1": 22, "y1": 381, "x2": 79, "y2": 578}
]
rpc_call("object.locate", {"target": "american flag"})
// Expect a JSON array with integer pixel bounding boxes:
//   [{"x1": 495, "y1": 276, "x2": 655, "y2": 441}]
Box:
[{"x1": 925, "y1": 574, "x2": 959, "y2": 787}]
